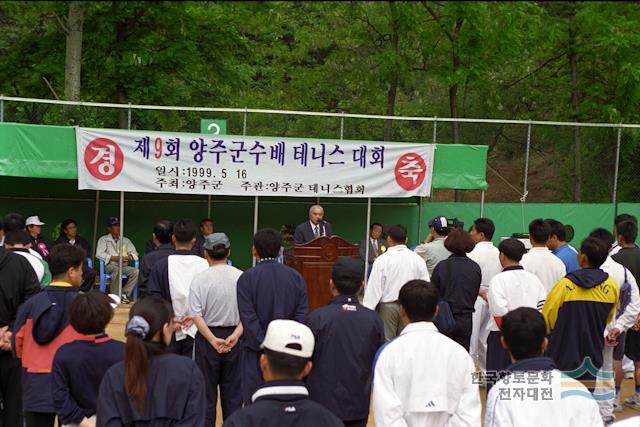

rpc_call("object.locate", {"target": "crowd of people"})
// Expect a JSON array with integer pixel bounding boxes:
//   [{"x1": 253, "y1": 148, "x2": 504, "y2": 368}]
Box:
[{"x1": 1, "y1": 208, "x2": 640, "y2": 426}]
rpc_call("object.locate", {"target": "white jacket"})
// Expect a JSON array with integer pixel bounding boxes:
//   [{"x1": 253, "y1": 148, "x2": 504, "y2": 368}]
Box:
[
  {"x1": 521, "y1": 247, "x2": 566, "y2": 293},
  {"x1": 487, "y1": 267, "x2": 547, "y2": 332},
  {"x1": 373, "y1": 322, "x2": 481, "y2": 427},
  {"x1": 601, "y1": 256, "x2": 640, "y2": 332},
  {"x1": 364, "y1": 245, "x2": 429, "y2": 309},
  {"x1": 468, "y1": 241, "x2": 501, "y2": 288},
  {"x1": 485, "y1": 362, "x2": 603, "y2": 427}
]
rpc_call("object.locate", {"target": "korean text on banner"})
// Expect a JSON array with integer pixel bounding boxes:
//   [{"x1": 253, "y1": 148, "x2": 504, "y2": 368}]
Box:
[{"x1": 76, "y1": 128, "x2": 436, "y2": 198}]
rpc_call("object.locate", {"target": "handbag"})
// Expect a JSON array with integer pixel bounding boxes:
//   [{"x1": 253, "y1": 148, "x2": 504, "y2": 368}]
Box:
[{"x1": 433, "y1": 262, "x2": 456, "y2": 334}]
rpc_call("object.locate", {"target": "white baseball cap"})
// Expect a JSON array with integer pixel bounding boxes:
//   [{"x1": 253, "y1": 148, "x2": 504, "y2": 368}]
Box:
[
  {"x1": 261, "y1": 319, "x2": 315, "y2": 358},
  {"x1": 25, "y1": 216, "x2": 45, "y2": 226}
]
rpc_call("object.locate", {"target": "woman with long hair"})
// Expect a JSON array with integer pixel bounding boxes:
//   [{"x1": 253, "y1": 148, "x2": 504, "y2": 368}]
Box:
[{"x1": 97, "y1": 296, "x2": 206, "y2": 426}]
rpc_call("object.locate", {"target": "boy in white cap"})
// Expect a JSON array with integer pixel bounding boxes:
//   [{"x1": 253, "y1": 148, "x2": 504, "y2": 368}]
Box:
[{"x1": 224, "y1": 319, "x2": 343, "y2": 427}]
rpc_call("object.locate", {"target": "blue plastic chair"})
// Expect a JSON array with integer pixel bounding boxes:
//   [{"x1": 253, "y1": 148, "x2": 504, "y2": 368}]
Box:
[{"x1": 99, "y1": 259, "x2": 140, "y2": 301}]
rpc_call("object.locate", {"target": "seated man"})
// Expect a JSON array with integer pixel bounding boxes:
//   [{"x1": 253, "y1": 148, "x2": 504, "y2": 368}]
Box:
[
  {"x1": 95, "y1": 217, "x2": 139, "y2": 304},
  {"x1": 293, "y1": 205, "x2": 333, "y2": 245},
  {"x1": 55, "y1": 218, "x2": 96, "y2": 292},
  {"x1": 485, "y1": 307, "x2": 603, "y2": 426},
  {"x1": 224, "y1": 319, "x2": 343, "y2": 427},
  {"x1": 25, "y1": 215, "x2": 52, "y2": 260},
  {"x1": 192, "y1": 218, "x2": 214, "y2": 257}
]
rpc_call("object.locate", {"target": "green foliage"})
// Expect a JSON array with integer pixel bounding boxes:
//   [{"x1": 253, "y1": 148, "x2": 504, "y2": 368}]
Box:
[{"x1": 1, "y1": 1, "x2": 640, "y2": 201}]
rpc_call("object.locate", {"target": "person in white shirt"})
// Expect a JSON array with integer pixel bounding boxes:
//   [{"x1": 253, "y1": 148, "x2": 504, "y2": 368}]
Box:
[
  {"x1": 485, "y1": 307, "x2": 603, "y2": 427},
  {"x1": 189, "y1": 233, "x2": 244, "y2": 425},
  {"x1": 147, "y1": 219, "x2": 209, "y2": 356},
  {"x1": 486, "y1": 238, "x2": 547, "y2": 385},
  {"x1": 373, "y1": 280, "x2": 481, "y2": 427},
  {"x1": 468, "y1": 218, "x2": 502, "y2": 373},
  {"x1": 521, "y1": 218, "x2": 566, "y2": 293},
  {"x1": 364, "y1": 224, "x2": 430, "y2": 341},
  {"x1": 95, "y1": 216, "x2": 139, "y2": 303},
  {"x1": 589, "y1": 228, "x2": 640, "y2": 422}
]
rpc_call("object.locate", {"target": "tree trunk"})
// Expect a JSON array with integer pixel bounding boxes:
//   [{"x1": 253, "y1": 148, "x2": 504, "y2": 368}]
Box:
[
  {"x1": 450, "y1": 17, "x2": 464, "y2": 201},
  {"x1": 64, "y1": 2, "x2": 83, "y2": 102},
  {"x1": 114, "y1": 1, "x2": 128, "y2": 129},
  {"x1": 384, "y1": 1, "x2": 399, "y2": 141},
  {"x1": 569, "y1": 8, "x2": 581, "y2": 202}
]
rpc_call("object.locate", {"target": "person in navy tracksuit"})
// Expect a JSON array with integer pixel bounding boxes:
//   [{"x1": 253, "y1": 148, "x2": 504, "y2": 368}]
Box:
[
  {"x1": 12, "y1": 244, "x2": 87, "y2": 427},
  {"x1": 237, "y1": 228, "x2": 308, "y2": 405},
  {"x1": 224, "y1": 319, "x2": 343, "y2": 427},
  {"x1": 52, "y1": 291, "x2": 124, "y2": 426},
  {"x1": 306, "y1": 257, "x2": 385, "y2": 427},
  {"x1": 97, "y1": 296, "x2": 206, "y2": 427}
]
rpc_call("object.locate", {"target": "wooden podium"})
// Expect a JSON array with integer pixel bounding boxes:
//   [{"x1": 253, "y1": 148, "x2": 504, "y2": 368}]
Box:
[{"x1": 284, "y1": 236, "x2": 360, "y2": 310}]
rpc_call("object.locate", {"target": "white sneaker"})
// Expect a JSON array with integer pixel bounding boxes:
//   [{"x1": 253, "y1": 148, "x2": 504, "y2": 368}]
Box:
[
  {"x1": 614, "y1": 396, "x2": 623, "y2": 413},
  {"x1": 624, "y1": 393, "x2": 640, "y2": 411},
  {"x1": 625, "y1": 371, "x2": 635, "y2": 379}
]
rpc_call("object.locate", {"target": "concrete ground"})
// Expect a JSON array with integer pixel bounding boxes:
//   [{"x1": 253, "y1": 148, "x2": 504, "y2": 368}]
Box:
[{"x1": 107, "y1": 305, "x2": 640, "y2": 426}]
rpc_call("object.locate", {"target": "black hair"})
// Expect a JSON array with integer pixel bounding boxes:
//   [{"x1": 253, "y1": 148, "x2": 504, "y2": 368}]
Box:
[
  {"x1": 588, "y1": 228, "x2": 615, "y2": 249},
  {"x1": 501, "y1": 307, "x2": 547, "y2": 360},
  {"x1": 263, "y1": 348, "x2": 309, "y2": 378},
  {"x1": 331, "y1": 257, "x2": 364, "y2": 295},
  {"x1": 48, "y1": 244, "x2": 86, "y2": 277},
  {"x1": 444, "y1": 229, "x2": 475, "y2": 255},
  {"x1": 545, "y1": 219, "x2": 566, "y2": 242},
  {"x1": 200, "y1": 218, "x2": 214, "y2": 228},
  {"x1": 579, "y1": 237, "x2": 608, "y2": 268},
  {"x1": 473, "y1": 218, "x2": 495, "y2": 240},
  {"x1": 125, "y1": 296, "x2": 174, "y2": 415},
  {"x1": 387, "y1": 224, "x2": 407, "y2": 244},
  {"x1": 528, "y1": 218, "x2": 551, "y2": 245},
  {"x1": 69, "y1": 291, "x2": 114, "y2": 335},
  {"x1": 205, "y1": 244, "x2": 229, "y2": 260},
  {"x1": 172, "y1": 219, "x2": 197, "y2": 244},
  {"x1": 498, "y1": 238, "x2": 526, "y2": 262},
  {"x1": 253, "y1": 228, "x2": 282, "y2": 258},
  {"x1": 618, "y1": 220, "x2": 638, "y2": 245},
  {"x1": 398, "y1": 280, "x2": 438, "y2": 322},
  {"x1": 370, "y1": 222, "x2": 383, "y2": 230},
  {"x1": 615, "y1": 214, "x2": 637, "y2": 228},
  {"x1": 60, "y1": 218, "x2": 77, "y2": 233},
  {"x1": 4, "y1": 229, "x2": 31, "y2": 246},
  {"x1": 153, "y1": 220, "x2": 173, "y2": 244},
  {"x1": 2, "y1": 213, "x2": 25, "y2": 233}
]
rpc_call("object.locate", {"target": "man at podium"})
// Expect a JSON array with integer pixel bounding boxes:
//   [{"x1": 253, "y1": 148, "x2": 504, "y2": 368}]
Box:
[{"x1": 294, "y1": 205, "x2": 333, "y2": 244}]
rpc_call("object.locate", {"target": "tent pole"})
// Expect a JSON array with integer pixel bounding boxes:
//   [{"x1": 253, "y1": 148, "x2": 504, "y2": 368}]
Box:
[
  {"x1": 480, "y1": 190, "x2": 485, "y2": 217},
  {"x1": 207, "y1": 195, "x2": 212, "y2": 218},
  {"x1": 118, "y1": 191, "x2": 124, "y2": 299},
  {"x1": 252, "y1": 196, "x2": 259, "y2": 267},
  {"x1": 364, "y1": 198, "x2": 372, "y2": 281},
  {"x1": 417, "y1": 196, "x2": 423, "y2": 243},
  {"x1": 91, "y1": 190, "x2": 100, "y2": 266}
]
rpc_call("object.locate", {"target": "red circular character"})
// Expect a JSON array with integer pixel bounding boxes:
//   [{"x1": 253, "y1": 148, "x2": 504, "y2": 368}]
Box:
[
  {"x1": 394, "y1": 153, "x2": 427, "y2": 191},
  {"x1": 84, "y1": 138, "x2": 124, "y2": 181}
]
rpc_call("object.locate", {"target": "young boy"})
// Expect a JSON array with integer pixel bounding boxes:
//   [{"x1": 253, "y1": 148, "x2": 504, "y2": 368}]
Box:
[
  {"x1": 13, "y1": 244, "x2": 87, "y2": 427},
  {"x1": 52, "y1": 291, "x2": 124, "y2": 427}
]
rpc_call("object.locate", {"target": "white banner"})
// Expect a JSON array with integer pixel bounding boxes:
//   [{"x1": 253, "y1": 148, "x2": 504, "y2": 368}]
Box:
[{"x1": 76, "y1": 128, "x2": 435, "y2": 198}]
